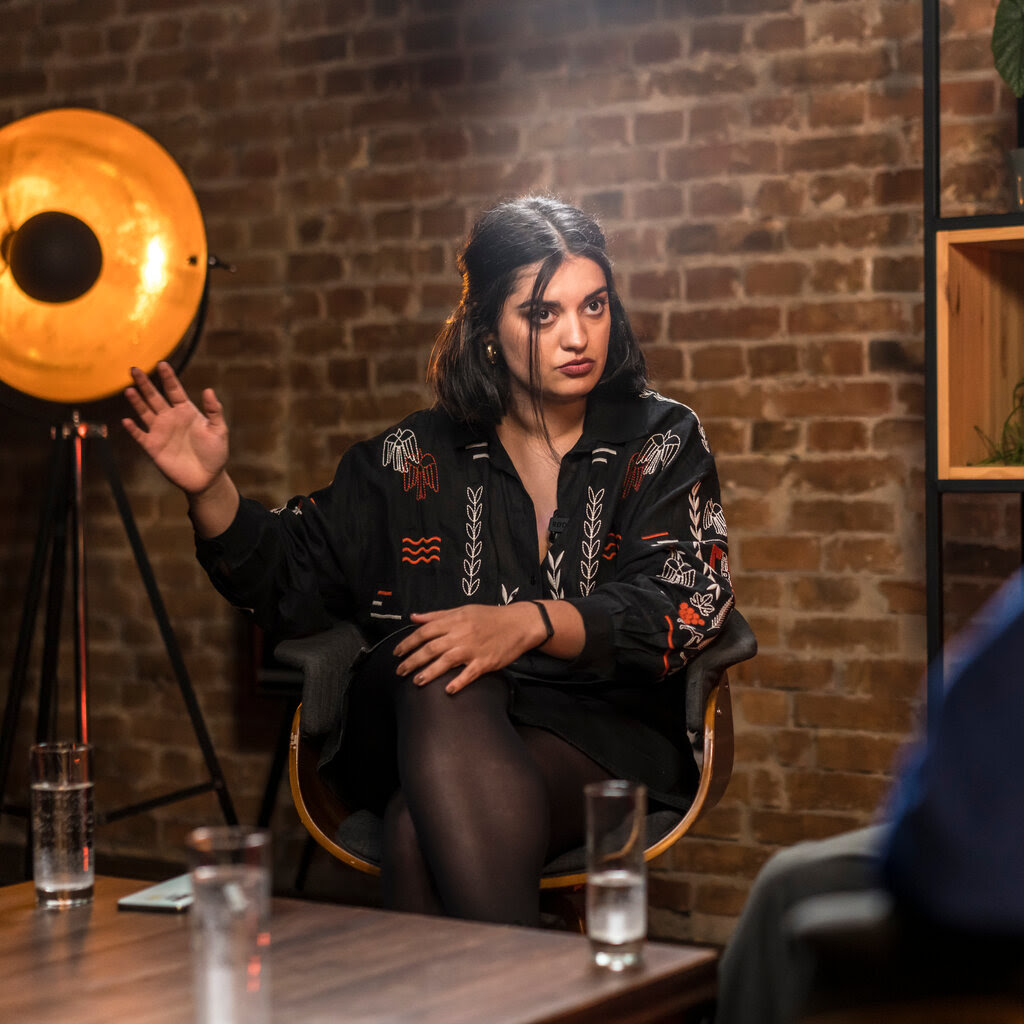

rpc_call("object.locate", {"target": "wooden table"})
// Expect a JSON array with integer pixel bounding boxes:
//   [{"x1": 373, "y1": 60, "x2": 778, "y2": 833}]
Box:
[{"x1": 0, "y1": 876, "x2": 717, "y2": 1023}]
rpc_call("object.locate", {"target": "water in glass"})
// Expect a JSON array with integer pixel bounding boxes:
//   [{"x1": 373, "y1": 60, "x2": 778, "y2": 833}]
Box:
[
  {"x1": 586, "y1": 867, "x2": 646, "y2": 970},
  {"x1": 31, "y1": 779, "x2": 94, "y2": 907}
]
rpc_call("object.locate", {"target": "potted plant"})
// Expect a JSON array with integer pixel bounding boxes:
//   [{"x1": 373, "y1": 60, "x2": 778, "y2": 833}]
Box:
[
  {"x1": 993, "y1": 0, "x2": 1024, "y2": 205},
  {"x1": 993, "y1": 0, "x2": 1024, "y2": 97}
]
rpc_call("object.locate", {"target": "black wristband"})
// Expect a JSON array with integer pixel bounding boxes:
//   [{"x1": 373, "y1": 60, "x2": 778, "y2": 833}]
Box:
[{"x1": 531, "y1": 600, "x2": 555, "y2": 644}]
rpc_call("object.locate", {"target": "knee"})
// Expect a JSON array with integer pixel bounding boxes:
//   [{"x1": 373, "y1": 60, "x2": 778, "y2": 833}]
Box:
[{"x1": 390, "y1": 669, "x2": 508, "y2": 720}]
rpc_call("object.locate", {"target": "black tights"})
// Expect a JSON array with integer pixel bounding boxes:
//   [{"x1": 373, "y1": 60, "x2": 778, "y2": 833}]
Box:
[{"x1": 340, "y1": 636, "x2": 612, "y2": 926}]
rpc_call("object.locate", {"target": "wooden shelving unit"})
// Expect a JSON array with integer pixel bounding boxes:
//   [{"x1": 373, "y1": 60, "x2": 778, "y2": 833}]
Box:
[{"x1": 936, "y1": 225, "x2": 1024, "y2": 481}]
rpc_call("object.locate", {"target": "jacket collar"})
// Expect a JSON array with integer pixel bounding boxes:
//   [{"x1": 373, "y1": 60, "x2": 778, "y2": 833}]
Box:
[{"x1": 448, "y1": 389, "x2": 674, "y2": 452}]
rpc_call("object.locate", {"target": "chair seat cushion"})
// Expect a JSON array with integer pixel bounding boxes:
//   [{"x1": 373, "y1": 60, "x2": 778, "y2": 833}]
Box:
[{"x1": 332, "y1": 806, "x2": 684, "y2": 877}]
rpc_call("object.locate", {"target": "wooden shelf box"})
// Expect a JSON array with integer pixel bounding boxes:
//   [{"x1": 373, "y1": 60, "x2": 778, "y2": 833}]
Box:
[{"x1": 936, "y1": 224, "x2": 1024, "y2": 480}]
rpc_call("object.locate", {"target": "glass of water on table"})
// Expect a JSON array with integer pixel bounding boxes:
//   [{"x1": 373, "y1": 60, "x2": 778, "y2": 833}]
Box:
[
  {"x1": 30, "y1": 741, "x2": 94, "y2": 909},
  {"x1": 585, "y1": 779, "x2": 647, "y2": 971},
  {"x1": 187, "y1": 826, "x2": 272, "y2": 1024}
]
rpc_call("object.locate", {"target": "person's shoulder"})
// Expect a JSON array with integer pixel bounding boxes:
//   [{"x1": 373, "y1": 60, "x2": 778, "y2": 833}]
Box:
[
  {"x1": 348, "y1": 406, "x2": 448, "y2": 447},
  {"x1": 630, "y1": 389, "x2": 704, "y2": 425},
  {"x1": 623, "y1": 391, "x2": 714, "y2": 460},
  {"x1": 348, "y1": 406, "x2": 468, "y2": 463},
  {"x1": 593, "y1": 387, "x2": 704, "y2": 436}
]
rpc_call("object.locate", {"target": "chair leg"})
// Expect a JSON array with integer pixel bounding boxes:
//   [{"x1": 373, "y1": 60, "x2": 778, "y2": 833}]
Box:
[{"x1": 294, "y1": 835, "x2": 317, "y2": 892}]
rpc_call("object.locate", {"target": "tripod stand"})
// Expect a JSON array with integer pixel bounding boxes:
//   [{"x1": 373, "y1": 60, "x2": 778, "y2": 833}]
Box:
[{"x1": 0, "y1": 413, "x2": 237, "y2": 829}]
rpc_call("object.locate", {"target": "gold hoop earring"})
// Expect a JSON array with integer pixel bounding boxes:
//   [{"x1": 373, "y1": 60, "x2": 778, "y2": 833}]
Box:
[{"x1": 485, "y1": 341, "x2": 498, "y2": 365}]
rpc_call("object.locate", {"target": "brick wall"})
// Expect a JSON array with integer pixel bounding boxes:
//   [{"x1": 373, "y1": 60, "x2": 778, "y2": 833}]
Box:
[{"x1": 0, "y1": 0, "x2": 1017, "y2": 944}]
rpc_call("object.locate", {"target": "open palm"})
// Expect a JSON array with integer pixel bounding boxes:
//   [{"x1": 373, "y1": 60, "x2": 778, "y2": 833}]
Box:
[{"x1": 122, "y1": 362, "x2": 229, "y2": 497}]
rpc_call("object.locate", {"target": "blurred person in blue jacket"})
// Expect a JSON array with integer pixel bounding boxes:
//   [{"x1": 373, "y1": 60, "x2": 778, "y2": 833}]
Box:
[{"x1": 715, "y1": 567, "x2": 1024, "y2": 1024}]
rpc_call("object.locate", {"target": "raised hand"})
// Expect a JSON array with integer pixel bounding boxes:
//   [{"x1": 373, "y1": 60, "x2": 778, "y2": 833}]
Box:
[{"x1": 122, "y1": 361, "x2": 229, "y2": 497}]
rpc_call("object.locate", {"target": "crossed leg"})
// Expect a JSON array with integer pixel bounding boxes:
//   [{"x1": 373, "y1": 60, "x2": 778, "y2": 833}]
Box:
[{"x1": 378, "y1": 668, "x2": 612, "y2": 926}]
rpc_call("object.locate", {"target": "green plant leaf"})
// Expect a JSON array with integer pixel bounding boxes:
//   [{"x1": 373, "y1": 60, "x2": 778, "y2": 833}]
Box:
[{"x1": 993, "y1": 0, "x2": 1024, "y2": 98}]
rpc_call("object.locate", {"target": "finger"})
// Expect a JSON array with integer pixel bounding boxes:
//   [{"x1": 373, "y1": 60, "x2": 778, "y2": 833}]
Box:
[
  {"x1": 397, "y1": 639, "x2": 447, "y2": 678},
  {"x1": 443, "y1": 664, "x2": 481, "y2": 695},
  {"x1": 200, "y1": 387, "x2": 224, "y2": 426},
  {"x1": 393, "y1": 622, "x2": 443, "y2": 659},
  {"x1": 157, "y1": 361, "x2": 191, "y2": 405},
  {"x1": 414, "y1": 651, "x2": 465, "y2": 688},
  {"x1": 121, "y1": 416, "x2": 146, "y2": 444},
  {"x1": 123, "y1": 386, "x2": 154, "y2": 422},
  {"x1": 129, "y1": 366, "x2": 169, "y2": 412},
  {"x1": 409, "y1": 609, "x2": 449, "y2": 622}
]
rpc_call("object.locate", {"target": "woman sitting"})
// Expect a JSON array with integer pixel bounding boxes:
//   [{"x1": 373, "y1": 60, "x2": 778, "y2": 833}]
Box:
[{"x1": 123, "y1": 194, "x2": 734, "y2": 926}]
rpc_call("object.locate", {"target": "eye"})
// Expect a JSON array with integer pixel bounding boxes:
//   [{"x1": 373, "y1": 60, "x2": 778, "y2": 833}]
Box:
[
  {"x1": 531, "y1": 306, "x2": 555, "y2": 325},
  {"x1": 585, "y1": 297, "x2": 607, "y2": 316}
]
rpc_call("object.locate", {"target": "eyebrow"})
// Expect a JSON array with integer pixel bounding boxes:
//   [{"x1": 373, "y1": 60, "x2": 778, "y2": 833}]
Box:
[{"x1": 516, "y1": 285, "x2": 609, "y2": 312}]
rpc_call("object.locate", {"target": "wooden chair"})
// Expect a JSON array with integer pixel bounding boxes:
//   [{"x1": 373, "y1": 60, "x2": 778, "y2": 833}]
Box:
[{"x1": 283, "y1": 609, "x2": 757, "y2": 921}]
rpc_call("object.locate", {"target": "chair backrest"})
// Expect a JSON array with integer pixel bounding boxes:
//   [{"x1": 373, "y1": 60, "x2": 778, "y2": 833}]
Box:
[{"x1": 286, "y1": 608, "x2": 756, "y2": 890}]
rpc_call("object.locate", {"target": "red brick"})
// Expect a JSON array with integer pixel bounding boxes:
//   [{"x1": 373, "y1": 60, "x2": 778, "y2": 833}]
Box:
[
  {"x1": 753, "y1": 17, "x2": 807, "y2": 51},
  {"x1": 629, "y1": 270, "x2": 680, "y2": 301},
  {"x1": 741, "y1": 536, "x2": 822, "y2": 572},
  {"x1": 785, "y1": 769, "x2": 892, "y2": 813},
  {"x1": 691, "y1": 344, "x2": 746, "y2": 380},
  {"x1": 748, "y1": 811, "x2": 866, "y2": 847},
  {"x1": 633, "y1": 32, "x2": 681, "y2": 65},
  {"x1": 686, "y1": 266, "x2": 740, "y2": 302},
  {"x1": 787, "y1": 498, "x2": 894, "y2": 534},
  {"x1": 634, "y1": 111, "x2": 684, "y2": 144},
  {"x1": 787, "y1": 300, "x2": 907, "y2": 335},
  {"x1": 751, "y1": 420, "x2": 800, "y2": 453},
  {"x1": 804, "y1": 340, "x2": 866, "y2": 376},
  {"x1": 806, "y1": 420, "x2": 869, "y2": 451},
  {"x1": 669, "y1": 307, "x2": 781, "y2": 341}
]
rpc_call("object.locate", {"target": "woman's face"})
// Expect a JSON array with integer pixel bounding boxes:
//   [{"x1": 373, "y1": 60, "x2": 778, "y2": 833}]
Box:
[{"x1": 494, "y1": 255, "x2": 611, "y2": 413}]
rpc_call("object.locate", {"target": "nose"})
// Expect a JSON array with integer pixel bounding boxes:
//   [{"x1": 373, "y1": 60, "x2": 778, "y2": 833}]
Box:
[{"x1": 561, "y1": 313, "x2": 588, "y2": 352}]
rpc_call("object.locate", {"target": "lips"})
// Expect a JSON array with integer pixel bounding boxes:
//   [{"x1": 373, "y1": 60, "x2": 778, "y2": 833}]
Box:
[{"x1": 558, "y1": 359, "x2": 595, "y2": 377}]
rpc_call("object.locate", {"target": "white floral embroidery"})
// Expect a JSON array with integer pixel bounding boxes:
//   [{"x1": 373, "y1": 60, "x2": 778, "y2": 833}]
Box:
[
  {"x1": 579, "y1": 486, "x2": 604, "y2": 596},
  {"x1": 500, "y1": 583, "x2": 519, "y2": 605},
  {"x1": 697, "y1": 421, "x2": 711, "y2": 454},
  {"x1": 462, "y1": 485, "x2": 483, "y2": 597},
  {"x1": 545, "y1": 550, "x2": 564, "y2": 599}
]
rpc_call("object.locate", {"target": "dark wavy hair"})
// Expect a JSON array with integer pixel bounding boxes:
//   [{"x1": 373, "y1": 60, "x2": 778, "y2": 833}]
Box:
[{"x1": 428, "y1": 195, "x2": 647, "y2": 429}]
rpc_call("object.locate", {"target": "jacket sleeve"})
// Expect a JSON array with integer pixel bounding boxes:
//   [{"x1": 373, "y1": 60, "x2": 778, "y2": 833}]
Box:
[
  {"x1": 194, "y1": 457, "x2": 360, "y2": 640},
  {"x1": 566, "y1": 407, "x2": 734, "y2": 682}
]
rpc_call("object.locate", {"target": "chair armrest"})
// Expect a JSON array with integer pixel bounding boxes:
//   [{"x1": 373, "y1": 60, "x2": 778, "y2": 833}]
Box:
[
  {"x1": 274, "y1": 622, "x2": 367, "y2": 738},
  {"x1": 685, "y1": 608, "x2": 757, "y2": 741}
]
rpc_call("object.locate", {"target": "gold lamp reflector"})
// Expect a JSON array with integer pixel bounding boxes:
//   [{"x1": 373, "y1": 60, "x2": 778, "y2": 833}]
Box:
[{"x1": 0, "y1": 108, "x2": 207, "y2": 404}]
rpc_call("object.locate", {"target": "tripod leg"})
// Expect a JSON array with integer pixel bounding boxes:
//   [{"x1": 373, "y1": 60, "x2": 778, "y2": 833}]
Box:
[
  {"x1": 95, "y1": 435, "x2": 238, "y2": 825},
  {"x1": 34, "y1": 466, "x2": 70, "y2": 744},
  {"x1": 0, "y1": 431, "x2": 67, "y2": 824}
]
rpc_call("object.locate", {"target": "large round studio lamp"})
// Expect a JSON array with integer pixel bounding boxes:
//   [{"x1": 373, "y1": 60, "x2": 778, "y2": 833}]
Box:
[
  {"x1": 0, "y1": 107, "x2": 209, "y2": 405},
  {"x1": 0, "y1": 109, "x2": 236, "y2": 832}
]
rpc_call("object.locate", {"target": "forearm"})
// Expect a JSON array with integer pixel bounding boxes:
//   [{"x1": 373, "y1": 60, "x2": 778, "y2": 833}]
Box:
[
  {"x1": 530, "y1": 599, "x2": 586, "y2": 660},
  {"x1": 187, "y1": 471, "x2": 241, "y2": 539}
]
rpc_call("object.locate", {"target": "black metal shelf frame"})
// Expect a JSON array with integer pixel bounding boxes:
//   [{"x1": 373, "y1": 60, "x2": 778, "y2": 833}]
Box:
[{"x1": 922, "y1": 0, "x2": 1024, "y2": 722}]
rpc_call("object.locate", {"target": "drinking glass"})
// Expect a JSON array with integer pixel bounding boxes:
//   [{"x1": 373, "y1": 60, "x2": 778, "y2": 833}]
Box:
[
  {"x1": 585, "y1": 779, "x2": 647, "y2": 971},
  {"x1": 187, "y1": 826, "x2": 272, "y2": 1024},
  {"x1": 30, "y1": 741, "x2": 94, "y2": 908}
]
